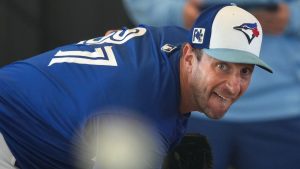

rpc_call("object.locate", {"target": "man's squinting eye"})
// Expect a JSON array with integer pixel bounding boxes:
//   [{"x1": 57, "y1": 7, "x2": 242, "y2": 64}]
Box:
[{"x1": 217, "y1": 63, "x2": 228, "y2": 71}]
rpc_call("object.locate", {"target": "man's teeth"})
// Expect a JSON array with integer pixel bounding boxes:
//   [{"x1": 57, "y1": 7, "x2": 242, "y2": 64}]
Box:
[{"x1": 216, "y1": 93, "x2": 227, "y2": 101}]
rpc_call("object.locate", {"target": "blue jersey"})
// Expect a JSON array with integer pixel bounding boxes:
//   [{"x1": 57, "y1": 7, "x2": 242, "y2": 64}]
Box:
[{"x1": 0, "y1": 25, "x2": 190, "y2": 169}]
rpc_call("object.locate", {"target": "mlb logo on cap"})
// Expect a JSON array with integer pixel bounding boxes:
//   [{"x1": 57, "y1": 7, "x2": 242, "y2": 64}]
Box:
[
  {"x1": 192, "y1": 28, "x2": 206, "y2": 44},
  {"x1": 189, "y1": 3, "x2": 273, "y2": 73}
]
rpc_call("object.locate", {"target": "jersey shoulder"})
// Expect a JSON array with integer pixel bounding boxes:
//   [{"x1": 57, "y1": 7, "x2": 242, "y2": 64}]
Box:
[{"x1": 141, "y1": 24, "x2": 189, "y2": 45}]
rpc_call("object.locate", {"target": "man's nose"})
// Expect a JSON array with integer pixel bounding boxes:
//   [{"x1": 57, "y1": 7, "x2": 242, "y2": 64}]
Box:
[{"x1": 225, "y1": 74, "x2": 241, "y2": 96}]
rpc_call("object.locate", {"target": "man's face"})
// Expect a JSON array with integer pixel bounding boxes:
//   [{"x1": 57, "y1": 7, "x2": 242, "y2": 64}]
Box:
[{"x1": 189, "y1": 52, "x2": 254, "y2": 119}]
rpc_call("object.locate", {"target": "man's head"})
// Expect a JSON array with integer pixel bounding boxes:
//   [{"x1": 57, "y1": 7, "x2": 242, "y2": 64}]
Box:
[{"x1": 179, "y1": 4, "x2": 272, "y2": 119}]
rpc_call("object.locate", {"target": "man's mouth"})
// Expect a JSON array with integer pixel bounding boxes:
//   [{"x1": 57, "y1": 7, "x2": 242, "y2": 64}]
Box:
[{"x1": 214, "y1": 92, "x2": 228, "y2": 105}]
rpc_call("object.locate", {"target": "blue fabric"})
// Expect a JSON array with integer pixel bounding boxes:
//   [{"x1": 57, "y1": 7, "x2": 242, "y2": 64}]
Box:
[
  {"x1": 187, "y1": 116, "x2": 300, "y2": 169},
  {"x1": 0, "y1": 25, "x2": 190, "y2": 169}
]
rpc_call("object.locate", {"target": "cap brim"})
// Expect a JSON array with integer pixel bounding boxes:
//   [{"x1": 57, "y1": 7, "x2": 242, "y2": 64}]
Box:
[{"x1": 203, "y1": 48, "x2": 273, "y2": 73}]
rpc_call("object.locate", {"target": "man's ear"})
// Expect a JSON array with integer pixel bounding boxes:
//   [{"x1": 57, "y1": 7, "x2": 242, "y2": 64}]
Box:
[{"x1": 181, "y1": 43, "x2": 195, "y2": 72}]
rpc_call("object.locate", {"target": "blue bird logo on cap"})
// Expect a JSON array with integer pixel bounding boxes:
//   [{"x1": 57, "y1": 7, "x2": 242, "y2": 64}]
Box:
[{"x1": 233, "y1": 23, "x2": 260, "y2": 44}]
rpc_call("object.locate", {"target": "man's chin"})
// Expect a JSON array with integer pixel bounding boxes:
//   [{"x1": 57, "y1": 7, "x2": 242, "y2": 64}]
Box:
[{"x1": 204, "y1": 108, "x2": 228, "y2": 119}]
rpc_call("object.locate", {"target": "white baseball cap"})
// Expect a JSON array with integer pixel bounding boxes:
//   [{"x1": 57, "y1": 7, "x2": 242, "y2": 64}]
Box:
[{"x1": 189, "y1": 4, "x2": 273, "y2": 73}]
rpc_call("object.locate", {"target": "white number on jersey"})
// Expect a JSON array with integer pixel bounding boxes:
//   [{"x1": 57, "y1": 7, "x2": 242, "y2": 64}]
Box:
[
  {"x1": 49, "y1": 27, "x2": 147, "y2": 66},
  {"x1": 48, "y1": 46, "x2": 117, "y2": 66}
]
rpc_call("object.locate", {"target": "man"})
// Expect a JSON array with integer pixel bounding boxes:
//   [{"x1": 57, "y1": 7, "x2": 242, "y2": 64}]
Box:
[
  {"x1": 0, "y1": 4, "x2": 272, "y2": 169},
  {"x1": 187, "y1": 1, "x2": 300, "y2": 169}
]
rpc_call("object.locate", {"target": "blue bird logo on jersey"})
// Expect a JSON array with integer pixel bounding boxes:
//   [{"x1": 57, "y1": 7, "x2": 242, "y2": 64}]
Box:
[{"x1": 233, "y1": 23, "x2": 260, "y2": 44}]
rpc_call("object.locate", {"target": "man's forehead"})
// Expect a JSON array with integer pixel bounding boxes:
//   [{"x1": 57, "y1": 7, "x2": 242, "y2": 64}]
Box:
[{"x1": 203, "y1": 52, "x2": 254, "y2": 67}]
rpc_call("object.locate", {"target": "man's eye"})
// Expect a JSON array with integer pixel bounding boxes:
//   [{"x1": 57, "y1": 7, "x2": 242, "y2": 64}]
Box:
[
  {"x1": 241, "y1": 67, "x2": 253, "y2": 75},
  {"x1": 217, "y1": 63, "x2": 228, "y2": 71}
]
